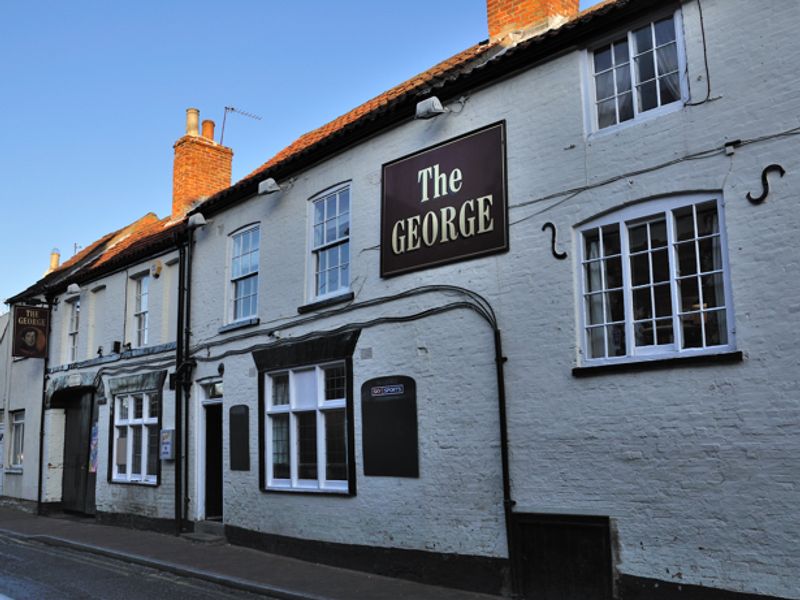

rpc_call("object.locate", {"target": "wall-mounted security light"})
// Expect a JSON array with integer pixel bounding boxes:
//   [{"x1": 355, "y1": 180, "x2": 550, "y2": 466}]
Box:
[
  {"x1": 187, "y1": 213, "x2": 207, "y2": 229},
  {"x1": 415, "y1": 97, "x2": 449, "y2": 119},
  {"x1": 66, "y1": 283, "x2": 81, "y2": 295},
  {"x1": 258, "y1": 178, "x2": 282, "y2": 195}
]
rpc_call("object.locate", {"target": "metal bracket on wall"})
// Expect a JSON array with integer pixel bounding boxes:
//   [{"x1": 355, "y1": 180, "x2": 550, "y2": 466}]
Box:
[
  {"x1": 542, "y1": 222, "x2": 568, "y2": 260},
  {"x1": 746, "y1": 164, "x2": 786, "y2": 205}
]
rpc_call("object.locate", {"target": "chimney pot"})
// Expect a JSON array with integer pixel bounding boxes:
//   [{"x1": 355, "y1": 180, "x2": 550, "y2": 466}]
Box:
[
  {"x1": 186, "y1": 108, "x2": 200, "y2": 137},
  {"x1": 47, "y1": 247, "x2": 61, "y2": 274},
  {"x1": 202, "y1": 119, "x2": 215, "y2": 141}
]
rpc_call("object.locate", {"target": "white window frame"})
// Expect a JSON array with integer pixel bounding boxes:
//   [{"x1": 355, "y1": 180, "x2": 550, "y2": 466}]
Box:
[
  {"x1": 577, "y1": 193, "x2": 735, "y2": 366},
  {"x1": 583, "y1": 8, "x2": 687, "y2": 134},
  {"x1": 10, "y1": 410, "x2": 24, "y2": 469},
  {"x1": 265, "y1": 362, "x2": 349, "y2": 493},
  {"x1": 309, "y1": 184, "x2": 351, "y2": 301},
  {"x1": 133, "y1": 274, "x2": 149, "y2": 347},
  {"x1": 229, "y1": 224, "x2": 260, "y2": 322},
  {"x1": 67, "y1": 298, "x2": 80, "y2": 363},
  {"x1": 111, "y1": 391, "x2": 159, "y2": 484}
]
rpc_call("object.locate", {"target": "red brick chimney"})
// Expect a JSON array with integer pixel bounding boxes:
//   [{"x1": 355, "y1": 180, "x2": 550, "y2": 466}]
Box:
[
  {"x1": 172, "y1": 108, "x2": 233, "y2": 218},
  {"x1": 487, "y1": 0, "x2": 579, "y2": 41}
]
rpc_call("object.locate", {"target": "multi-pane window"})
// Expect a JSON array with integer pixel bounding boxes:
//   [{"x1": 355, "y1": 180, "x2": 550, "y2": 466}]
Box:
[
  {"x1": 68, "y1": 298, "x2": 80, "y2": 362},
  {"x1": 10, "y1": 411, "x2": 24, "y2": 468},
  {"x1": 312, "y1": 186, "x2": 350, "y2": 298},
  {"x1": 112, "y1": 392, "x2": 159, "y2": 484},
  {"x1": 134, "y1": 275, "x2": 149, "y2": 347},
  {"x1": 580, "y1": 196, "x2": 733, "y2": 362},
  {"x1": 266, "y1": 363, "x2": 349, "y2": 492},
  {"x1": 231, "y1": 225, "x2": 260, "y2": 321},
  {"x1": 591, "y1": 12, "x2": 683, "y2": 130}
]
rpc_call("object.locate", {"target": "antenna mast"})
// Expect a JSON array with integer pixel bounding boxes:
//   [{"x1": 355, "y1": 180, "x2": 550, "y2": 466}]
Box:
[{"x1": 220, "y1": 106, "x2": 262, "y2": 145}]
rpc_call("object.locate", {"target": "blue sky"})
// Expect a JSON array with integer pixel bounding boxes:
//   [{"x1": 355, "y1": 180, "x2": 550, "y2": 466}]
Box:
[{"x1": 0, "y1": 1, "x2": 599, "y2": 310}]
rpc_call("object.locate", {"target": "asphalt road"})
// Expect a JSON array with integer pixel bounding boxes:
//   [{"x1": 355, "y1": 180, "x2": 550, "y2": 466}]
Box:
[{"x1": 0, "y1": 533, "x2": 274, "y2": 600}]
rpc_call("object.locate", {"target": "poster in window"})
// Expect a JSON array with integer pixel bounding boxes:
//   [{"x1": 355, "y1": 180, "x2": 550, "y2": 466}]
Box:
[{"x1": 12, "y1": 305, "x2": 49, "y2": 359}]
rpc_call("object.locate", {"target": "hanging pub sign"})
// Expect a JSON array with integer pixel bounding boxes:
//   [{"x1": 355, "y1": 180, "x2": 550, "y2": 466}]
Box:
[
  {"x1": 12, "y1": 305, "x2": 49, "y2": 359},
  {"x1": 381, "y1": 121, "x2": 508, "y2": 277}
]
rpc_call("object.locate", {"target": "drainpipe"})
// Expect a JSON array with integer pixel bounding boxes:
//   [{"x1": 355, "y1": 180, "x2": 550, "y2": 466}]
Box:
[
  {"x1": 36, "y1": 297, "x2": 53, "y2": 516},
  {"x1": 174, "y1": 237, "x2": 186, "y2": 535},
  {"x1": 182, "y1": 224, "x2": 196, "y2": 523}
]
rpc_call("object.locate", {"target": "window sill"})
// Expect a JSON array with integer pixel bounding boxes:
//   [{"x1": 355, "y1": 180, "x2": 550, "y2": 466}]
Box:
[
  {"x1": 6, "y1": 468, "x2": 23, "y2": 475},
  {"x1": 297, "y1": 292, "x2": 354, "y2": 314},
  {"x1": 572, "y1": 350, "x2": 743, "y2": 378},
  {"x1": 218, "y1": 318, "x2": 260, "y2": 334},
  {"x1": 262, "y1": 485, "x2": 353, "y2": 497},
  {"x1": 109, "y1": 479, "x2": 159, "y2": 487}
]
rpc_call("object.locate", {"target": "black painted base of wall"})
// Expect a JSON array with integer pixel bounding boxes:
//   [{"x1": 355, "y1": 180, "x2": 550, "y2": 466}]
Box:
[
  {"x1": 225, "y1": 524, "x2": 510, "y2": 596},
  {"x1": 96, "y1": 511, "x2": 193, "y2": 535},
  {"x1": 620, "y1": 575, "x2": 793, "y2": 600}
]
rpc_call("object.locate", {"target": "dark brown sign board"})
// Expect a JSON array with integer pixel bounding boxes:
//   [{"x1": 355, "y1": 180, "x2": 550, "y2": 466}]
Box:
[
  {"x1": 381, "y1": 121, "x2": 508, "y2": 277},
  {"x1": 361, "y1": 376, "x2": 418, "y2": 478},
  {"x1": 12, "y1": 305, "x2": 49, "y2": 359}
]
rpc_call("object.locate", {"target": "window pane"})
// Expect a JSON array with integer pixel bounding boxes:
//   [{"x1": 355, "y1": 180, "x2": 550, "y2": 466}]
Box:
[
  {"x1": 705, "y1": 310, "x2": 728, "y2": 346},
  {"x1": 659, "y1": 72, "x2": 680, "y2": 104},
  {"x1": 655, "y1": 318, "x2": 674, "y2": 345},
  {"x1": 314, "y1": 200, "x2": 325, "y2": 226},
  {"x1": 629, "y1": 224, "x2": 647, "y2": 253},
  {"x1": 327, "y1": 269, "x2": 338, "y2": 295},
  {"x1": 325, "y1": 410, "x2": 347, "y2": 481},
  {"x1": 681, "y1": 314, "x2": 703, "y2": 348},
  {"x1": 633, "y1": 25, "x2": 653, "y2": 53},
  {"x1": 119, "y1": 397, "x2": 130, "y2": 421},
  {"x1": 613, "y1": 40, "x2": 629, "y2": 64},
  {"x1": 588, "y1": 327, "x2": 605, "y2": 358},
  {"x1": 297, "y1": 412, "x2": 317, "y2": 480},
  {"x1": 597, "y1": 99, "x2": 617, "y2": 129},
  {"x1": 654, "y1": 284, "x2": 673, "y2": 317},
  {"x1": 637, "y1": 80, "x2": 658, "y2": 111},
  {"x1": 679, "y1": 277, "x2": 700, "y2": 312},
  {"x1": 652, "y1": 249, "x2": 669, "y2": 283},
  {"x1": 325, "y1": 366, "x2": 346, "y2": 400},
  {"x1": 131, "y1": 426, "x2": 142, "y2": 476},
  {"x1": 635, "y1": 320, "x2": 654, "y2": 346},
  {"x1": 325, "y1": 218, "x2": 336, "y2": 244},
  {"x1": 635, "y1": 51, "x2": 655, "y2": 83},
  {"x1": 698, "y1": 237, "x2": 722, "y2": 273},
  {"x1": 294, "y1": 369, "x2": 317, "y2": 409},
  {"x1": 594, "y1": 45, "x2": 612, "y2": 72},
  {"x1": 606, "y1": 291, "x2": 624, "y2": 322},
  {"x1": 603, "y1": 225, "x2": 620, "y2": 256},
  {"x1": 618, "y1": 92, "x2": 634, "y2": 122},
  {"x1": 317, "y1": 270, "x2": 327, "y2": 295},
  {"x1": 595, "y1": 71, "x2": 615, "y2": 100},
  {"x1": 146, "y1": 425, "x2": 158, "y2": 476},
  {"x1": 116, "y1": 427, "x2": 127, "y2": 473},
  {"x1": 674, "y1": 206, "x2": 695, "y2": 240},
  {"x1": 585, "y1": 261, "x2": 602, "y2": 293},
  {"x1": 676, "y1": 241, "x2": 697, "y2": 275},
  {"x1": 656, "y1": 43, "x2": 679, "y2": 75},
  {"x1": 314, "y1": 224, "x2": 323, "y2": 247},
  {"x1": 608, "y1": 324, "x2": 626, "y2": 356},
  {"x1": 631, "y1": 254, "x2": 650, "y2": 286},
  {"x1": 271, "y1": 415, "x2": 290, "y2": 479},
  {"x1": 133, "y1": 395, "x2": 143, "y2": 419},
  {"x1": 585, "y1": 229, "x2": 600, "y2": 260},
  {"x1": 696, "y1": 202, "x2": 719, "y2": 236},
  {"x1": 615, "y1": 65, "x2": 631, "y2": 93},
  {"x1": 633, "y1": 288, "x2": 652, "y2": 320},
  {"x1": 586, "y1": 294, "x2": 604, "y2": 325},
  {"x1": 337, "y1": 213, "x2": 349, "y2": 239},
  {"x1": 605, "y1": 257, "x2": 622, "y2": 289},
  {"x1": 702, "y1": 274, "x2": 726, "y2": 309},
  {"x1": 650, "y1": 221, "x2": 667, "y2": 247},
  {"x1": 654, "y1": 17, "x2": 676, "y2": 45},
  {"x1": 149, "y1": 395, "x2": 159, "y2": 419},
  {"x1": 338, "y1": 188, "x2": 350, "y2": 214},
  {"x1": 272, "y1": 374, "x2": 289, "y2": 406}
]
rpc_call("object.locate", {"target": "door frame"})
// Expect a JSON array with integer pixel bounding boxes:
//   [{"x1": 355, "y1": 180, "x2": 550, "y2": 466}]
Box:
[{"x1": 193, "y1": 380, "x2": 222, "y2": 521}]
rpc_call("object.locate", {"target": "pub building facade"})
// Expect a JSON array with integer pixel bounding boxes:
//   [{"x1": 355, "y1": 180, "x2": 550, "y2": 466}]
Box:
[{"x1": 3, "y1": 0, "x2": 799, "y2": 598}]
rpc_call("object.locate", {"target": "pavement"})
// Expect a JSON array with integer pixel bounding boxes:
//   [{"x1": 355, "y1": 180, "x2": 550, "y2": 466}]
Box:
[{"x1": 0, "y1": 507, "x2": 499, "y2": 600}]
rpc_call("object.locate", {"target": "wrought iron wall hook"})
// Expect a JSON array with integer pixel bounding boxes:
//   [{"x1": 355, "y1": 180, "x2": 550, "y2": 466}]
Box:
[
  {"x1": 542, "y1": 222, "x2": 568, "y2": 260},
  {"x1": 746, "y1": 164, "x2": 786, "y2": 205}
]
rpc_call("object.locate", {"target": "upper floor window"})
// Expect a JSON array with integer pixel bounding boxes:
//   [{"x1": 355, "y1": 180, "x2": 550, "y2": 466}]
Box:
[
  {"x1": 231, "y1": 225, "x2": 260, "y2": 321},
  {"x1": 311, "y1": 186, "x2": 350, "y2": 299},
  {"x1": 134, "y1": 275, "x2": 149, "y2": 347},
  {"x1": 590, "y1": 11, "x2": 684, "y2": 130},
  {"x1": 112, "y1": 392, "x2": 159, "y2": 484},
  {"x1": 579, "y1": 195, "x2": 734, "y2": 364},
  {"x1": 68, "y1": 298, "x2": 80, "y2": 362},
  {"x1": 10, "y1": 410, "x2": 24, "y2": 469}
]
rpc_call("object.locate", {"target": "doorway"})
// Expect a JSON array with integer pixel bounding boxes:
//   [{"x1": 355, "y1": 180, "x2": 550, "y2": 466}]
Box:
[
  {"x1": 204, "y1": 403, "x2": 222, "y2": 520},
  {"x1": 60, "y1": 390, "x2": 96, "y2": 515}
]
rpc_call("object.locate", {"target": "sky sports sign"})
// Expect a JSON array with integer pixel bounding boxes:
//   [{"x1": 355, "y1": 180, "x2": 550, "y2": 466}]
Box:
[{"x1": 380, "y1": 122, "x2": 508, "y2": 277}]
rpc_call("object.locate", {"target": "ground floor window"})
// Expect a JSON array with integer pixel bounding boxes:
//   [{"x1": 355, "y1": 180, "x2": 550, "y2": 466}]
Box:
[
  {"x1": 10, "y1": 411, "x2": 24, "y2": 468},
  {"x1": 111, "y1": 392, "x2": 159, "y2": 484},
  {"x1": 265, "y1": 363, "x2": 349, "y2": 492}
]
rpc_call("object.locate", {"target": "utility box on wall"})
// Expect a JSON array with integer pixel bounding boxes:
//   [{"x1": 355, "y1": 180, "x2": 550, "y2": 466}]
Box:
[{"x1": 361, "y1": 376, "x2": 419, "y2": 477}]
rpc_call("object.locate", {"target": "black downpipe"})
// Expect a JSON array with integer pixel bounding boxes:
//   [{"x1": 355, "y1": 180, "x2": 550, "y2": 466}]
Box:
[
  {"x1": 36, "y1": 299, "x2": 53, "y2": 515},
  {"x1": 174, "y1": 239, "x2": 186, "y2": 535},
  {"x1": 182, "y1": 227, "x2": 194, "y2": 523}
]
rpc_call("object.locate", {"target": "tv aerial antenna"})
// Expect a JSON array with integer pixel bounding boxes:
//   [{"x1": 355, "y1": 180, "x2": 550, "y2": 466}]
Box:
[{"x1": 220, "y1": 106, "x2": 262, "y2": 145}]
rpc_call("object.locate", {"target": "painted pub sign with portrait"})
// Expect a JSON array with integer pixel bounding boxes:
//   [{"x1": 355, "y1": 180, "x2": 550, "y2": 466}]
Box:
[{"x1": 12, "y1": 305, "x2": 49, "y2": 359}]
